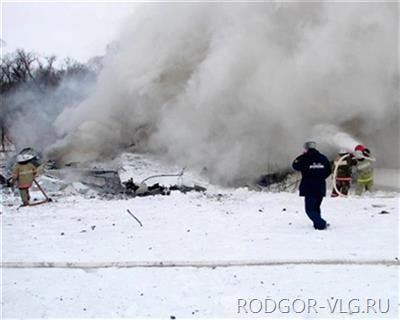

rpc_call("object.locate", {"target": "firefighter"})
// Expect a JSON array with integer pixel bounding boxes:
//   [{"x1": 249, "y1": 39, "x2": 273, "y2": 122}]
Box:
[
  {"x1": 11, "y1": 153, "x2": 37, "y2": 206},
  {"x1": 354, "y1": 145, "x2": 374, "y2": 195},
  {"x1": 331, "y1": 149, "x2": 356, "y2": 197},
  {"x1": 292, "y1": 141, "x2": 331, "y2": 230}
]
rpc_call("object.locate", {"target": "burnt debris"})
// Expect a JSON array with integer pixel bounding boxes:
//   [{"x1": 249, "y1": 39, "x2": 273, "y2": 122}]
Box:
[
  {"x1": 123, "y1": 178, "x2": 206, "y2": 197},
  {"x1": 80, "y1": 169, "x2": 125, "y2": 194}
]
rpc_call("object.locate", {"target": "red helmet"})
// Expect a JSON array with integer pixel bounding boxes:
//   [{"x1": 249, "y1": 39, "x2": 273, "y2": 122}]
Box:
[{"x1": 354, "y1": 144, "x2": 365, "y2": 152}]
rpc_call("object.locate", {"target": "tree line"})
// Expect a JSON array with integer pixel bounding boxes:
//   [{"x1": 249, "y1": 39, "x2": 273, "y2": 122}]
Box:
[
  {"x1": 0, "y1": 49, "x2": 101, "y2": 95},
  {"x1": 0, "y1": 49, "x2": 102, "y2": 151}
]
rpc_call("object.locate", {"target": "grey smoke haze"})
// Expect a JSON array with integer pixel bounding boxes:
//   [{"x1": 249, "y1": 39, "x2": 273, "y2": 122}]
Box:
[
  {"x1": 49, "y1": 2, "x2": 399, "y2": 185},
  {"x1": 3, "y1": 74, "x2": 95, "y2": 153}
]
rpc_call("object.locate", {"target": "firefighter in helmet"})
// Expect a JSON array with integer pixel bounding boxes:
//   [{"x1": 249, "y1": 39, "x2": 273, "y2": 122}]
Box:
[
  {"x1": 11, "y1": 152, "x2": 38, "y2": 206},
  {"x1": 354, "y1": 144, "x2": 374, "y2": 196},
  {"x1": 331, "y1": 149, "x2": 356, "y2": 197}
]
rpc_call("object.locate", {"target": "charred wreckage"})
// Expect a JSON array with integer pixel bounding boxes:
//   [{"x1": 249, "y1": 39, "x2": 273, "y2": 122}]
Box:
[
  {"x1": 1, "y1": 148, "x2": 300, "y2": 204},
  {"x1": 0, "y1": 148, "x2": 208, "y2": 199}
]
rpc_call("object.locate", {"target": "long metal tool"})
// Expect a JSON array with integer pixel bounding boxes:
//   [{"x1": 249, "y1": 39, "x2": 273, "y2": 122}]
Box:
[
  {"x1": 33, "y1": 178, "x2": 52, "y2": 202},
  {"x1": 126, "y1": 209, "x2": 143, "y2": 227}
]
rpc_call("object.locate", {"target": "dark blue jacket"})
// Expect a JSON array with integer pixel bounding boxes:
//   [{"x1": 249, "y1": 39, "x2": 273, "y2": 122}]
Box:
[{"x1": 292, "y1": 148, "x2": 331, "y2": 197}]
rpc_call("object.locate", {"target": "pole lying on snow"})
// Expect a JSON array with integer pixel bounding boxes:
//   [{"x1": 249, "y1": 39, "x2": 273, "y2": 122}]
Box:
[
  {"x1": 2, "y1": 259, "x2": 398, "y2": 269},
  {"x1": 33, "y1": 178, "x2": 52, "y2": 202},
  {"x1": 126, "y1": 209, "x2": 143, "y2": 227}
]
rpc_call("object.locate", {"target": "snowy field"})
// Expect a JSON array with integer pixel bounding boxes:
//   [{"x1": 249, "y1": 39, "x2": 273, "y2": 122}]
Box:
[{"x1": 1, "y1": 153, "x2": 399, "y2": 318}]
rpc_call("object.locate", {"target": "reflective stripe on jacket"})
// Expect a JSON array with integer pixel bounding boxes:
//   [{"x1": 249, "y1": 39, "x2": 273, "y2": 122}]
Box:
[
  {"x1": 357, "y1": 176, "x2": 373, "y2": 183},
  {"x1": 336, "y1": 177, "x2": 352, "y2": 182}
]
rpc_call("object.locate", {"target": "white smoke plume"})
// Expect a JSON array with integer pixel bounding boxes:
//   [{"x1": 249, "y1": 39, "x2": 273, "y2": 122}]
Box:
[
  {"x1": 311, "y1": 124, "x2": 362, "y2": 153},
  {"x1": 48, "y1": 2, "x2": 399, "y2": 185}
]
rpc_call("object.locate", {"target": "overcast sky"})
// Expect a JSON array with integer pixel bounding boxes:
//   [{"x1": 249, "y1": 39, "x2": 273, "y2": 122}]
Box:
[{"x1": 1, "y1": 1, "x2": 137, "y2": 62}]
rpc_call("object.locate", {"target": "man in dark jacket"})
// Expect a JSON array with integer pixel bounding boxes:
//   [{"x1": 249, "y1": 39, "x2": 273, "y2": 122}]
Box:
[{"x1": 292, "y1": 141, "x2": 331, "y2": 230}]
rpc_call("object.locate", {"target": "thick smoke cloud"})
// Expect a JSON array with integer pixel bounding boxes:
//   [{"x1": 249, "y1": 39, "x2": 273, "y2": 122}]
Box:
[
  {"x1": 4, "y1": 78, "x2": 94, "y2": 152},
  {"x1": 49, "y1": 2, "x2": 399, "y2": 185}
]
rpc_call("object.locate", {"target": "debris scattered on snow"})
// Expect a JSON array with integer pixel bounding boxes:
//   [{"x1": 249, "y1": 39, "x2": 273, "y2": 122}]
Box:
[{"x1": 123, "y1": 178, "x2": 206, "y2": 197}]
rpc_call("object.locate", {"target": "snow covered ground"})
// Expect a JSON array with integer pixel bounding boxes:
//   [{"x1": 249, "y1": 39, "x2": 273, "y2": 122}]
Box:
[{"x1": 1, "y1": 153, "x2": 399, "y2": 318}]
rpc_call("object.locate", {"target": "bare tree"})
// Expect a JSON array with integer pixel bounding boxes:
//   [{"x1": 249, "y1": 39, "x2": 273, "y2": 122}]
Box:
[
  {"x1": 0, "y1": 49, "x2": 100, "y2": 151},
  {"x1": 0, "y1": 50, "x2": 39, "y2": 93}
]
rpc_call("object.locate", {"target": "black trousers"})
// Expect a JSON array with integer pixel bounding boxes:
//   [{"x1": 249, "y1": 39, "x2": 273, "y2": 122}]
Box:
[{"x1": 304, "y1": 196, "x2": 327, "y2": 230}]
